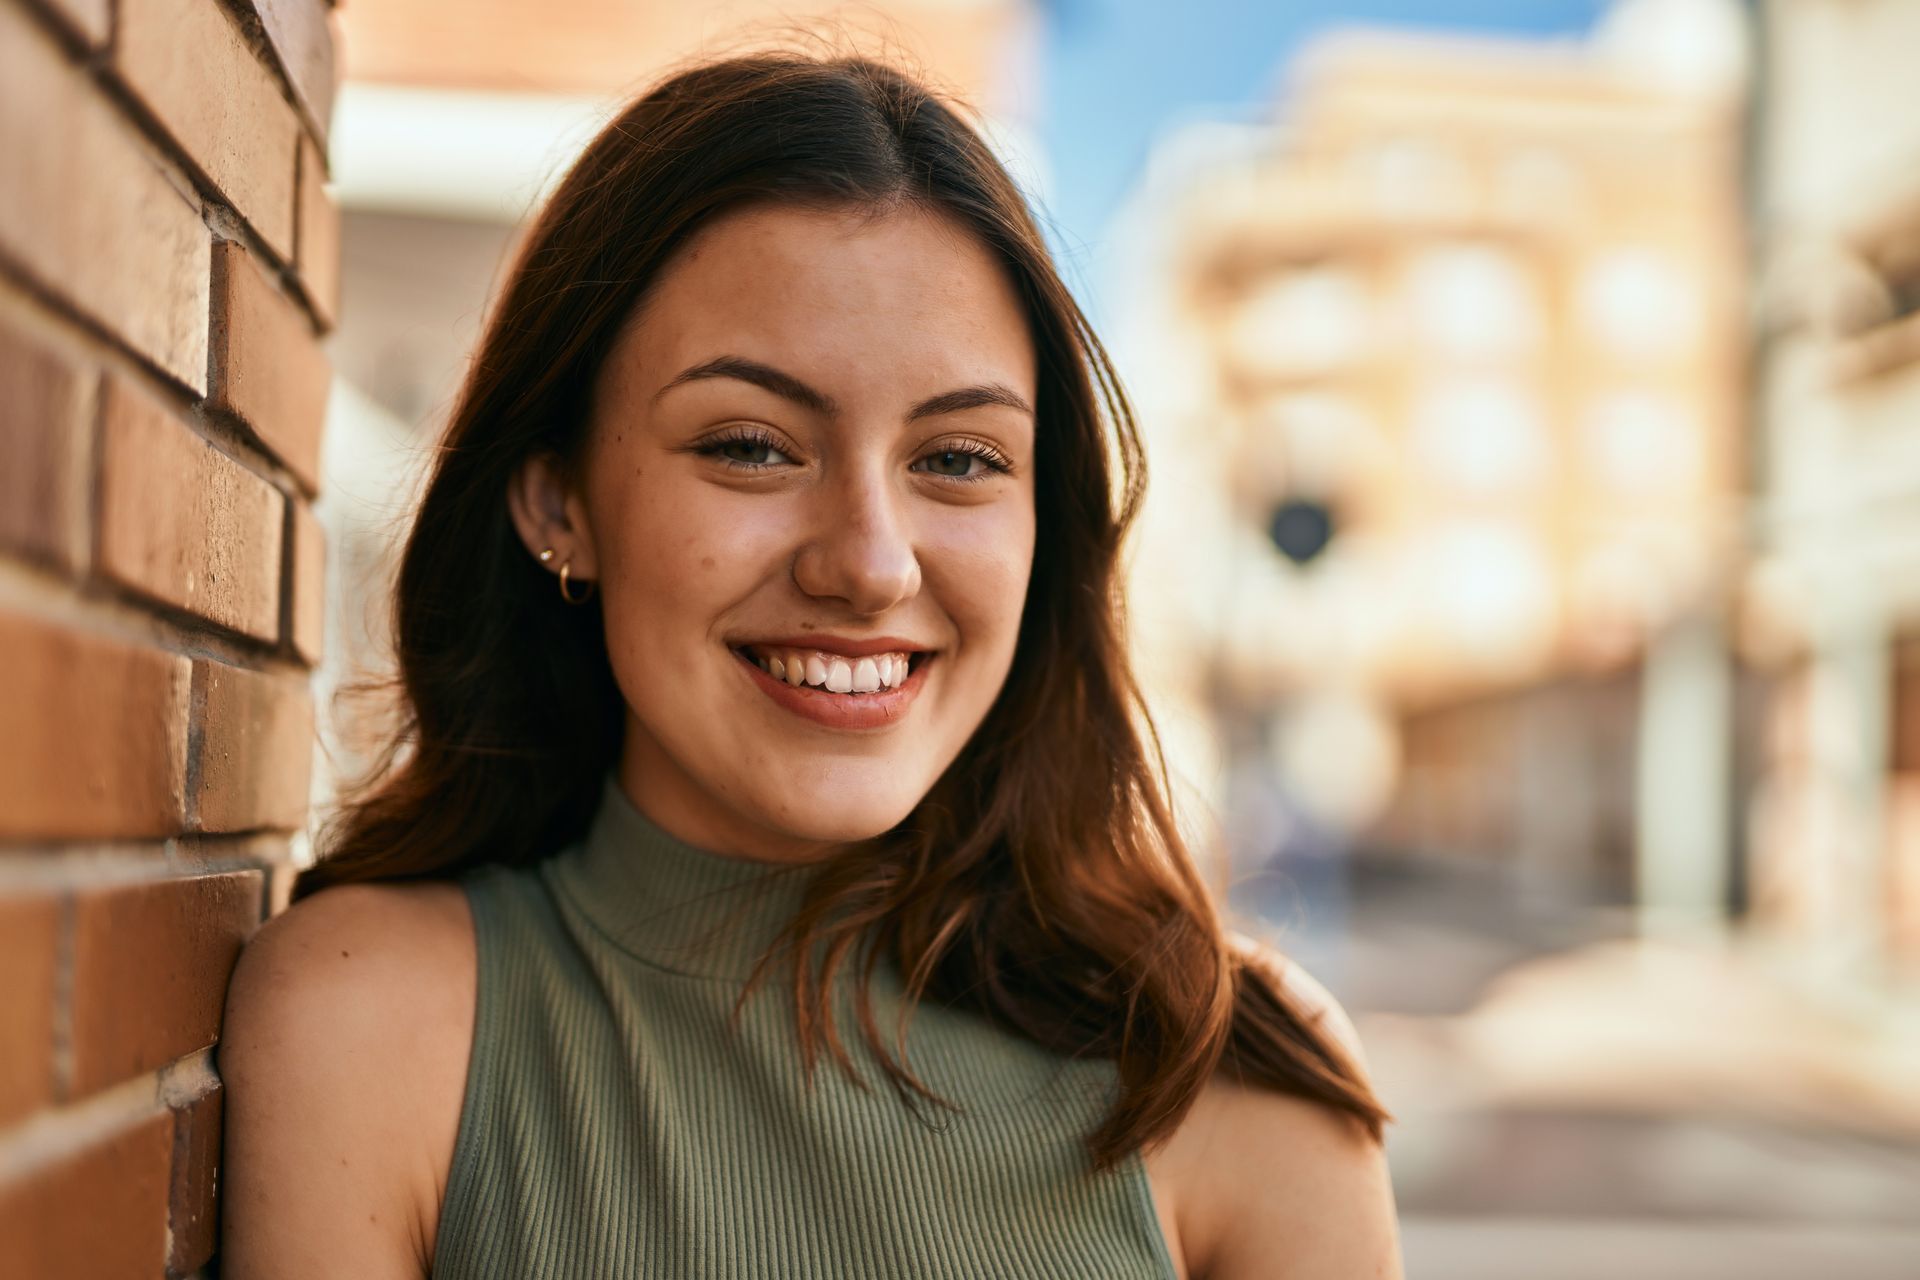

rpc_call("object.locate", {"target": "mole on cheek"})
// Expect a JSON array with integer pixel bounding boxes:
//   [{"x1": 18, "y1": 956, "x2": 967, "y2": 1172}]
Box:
[{"x1": 701, "y1": 556, "x2": 716, "y2": 570}]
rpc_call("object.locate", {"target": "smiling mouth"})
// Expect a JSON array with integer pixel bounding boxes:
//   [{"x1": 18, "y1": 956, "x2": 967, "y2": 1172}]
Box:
[
  {"x1": 727, "y1": 645, "x2": 933, "y2": 692},
  {"x1": 726, "y1": 642, "x2": 936, "y2": 730}
]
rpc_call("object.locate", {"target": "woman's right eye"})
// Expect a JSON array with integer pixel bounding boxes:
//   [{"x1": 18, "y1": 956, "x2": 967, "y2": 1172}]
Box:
[{"x1": 697, "y1": 430, "x2": 794, "y2": 471}]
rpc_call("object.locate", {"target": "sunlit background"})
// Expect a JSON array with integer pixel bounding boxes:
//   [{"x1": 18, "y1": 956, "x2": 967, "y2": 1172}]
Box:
[{"x1": 311, "y1": 1, "x2": 1920, "y2": 1274}]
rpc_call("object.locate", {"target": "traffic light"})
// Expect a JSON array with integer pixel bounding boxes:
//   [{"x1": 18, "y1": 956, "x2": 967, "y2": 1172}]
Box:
[{"x1": 1267, "y1": 496, "x2": 1335, "y2": 565}]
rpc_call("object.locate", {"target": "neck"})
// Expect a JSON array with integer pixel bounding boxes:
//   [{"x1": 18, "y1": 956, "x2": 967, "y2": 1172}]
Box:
[
  {"x1": 542, "y1": 770, "x2": 825, "y2": 981},
  {"x1": 616, "y1": 732, "x2": 844, "y2": 866}
]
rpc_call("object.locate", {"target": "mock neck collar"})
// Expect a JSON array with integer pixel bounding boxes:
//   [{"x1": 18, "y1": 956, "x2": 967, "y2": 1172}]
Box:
[{"x1": 544, "y1": 772, "x2": 823, "y2": 982}]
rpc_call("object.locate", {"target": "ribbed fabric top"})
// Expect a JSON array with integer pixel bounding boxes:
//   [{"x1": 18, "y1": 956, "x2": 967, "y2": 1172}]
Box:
[{"x1": 431, "y1": 772, "x2": 1180, "y2": 1278}]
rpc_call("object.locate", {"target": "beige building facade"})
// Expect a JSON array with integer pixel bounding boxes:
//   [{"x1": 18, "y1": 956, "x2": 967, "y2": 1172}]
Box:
[
  {"x1": 1126, "y1": 20, "x2": 1747, "y2": 916},
  {"x1": 1745, "y1": 0, "x2": 1920, "y2": 986}
]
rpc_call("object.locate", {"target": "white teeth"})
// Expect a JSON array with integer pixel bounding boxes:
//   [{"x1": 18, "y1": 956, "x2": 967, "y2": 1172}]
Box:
[{"x1": 745, "y1": 646, "x2": 918, "y2": 694}]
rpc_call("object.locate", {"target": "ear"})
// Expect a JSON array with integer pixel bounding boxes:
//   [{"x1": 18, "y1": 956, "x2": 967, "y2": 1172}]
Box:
[{"x1": 506, "y1": 450, "x2": 600, "y2": 579}]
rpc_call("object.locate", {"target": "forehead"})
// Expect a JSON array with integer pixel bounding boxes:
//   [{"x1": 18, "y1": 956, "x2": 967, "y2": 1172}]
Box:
[{"x1": 611, "y1": 201, "x2": 1036, "y2": 400}]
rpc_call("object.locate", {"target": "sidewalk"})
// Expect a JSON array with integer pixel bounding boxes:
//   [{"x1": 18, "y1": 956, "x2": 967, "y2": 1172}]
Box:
[
  {"x1": 1351, "y1": 933, "x2": 1920, "y2": 1240},
  {"x1": 1398, "y1": 1216, "x2": 1920, "y2": 1280},
  {"x1": 1242, "y1": 853, "x2": 1920, "y2": 1272},
  {"x1": 1359, "y1": 934, "x2": 1920, "y2": 1142}
]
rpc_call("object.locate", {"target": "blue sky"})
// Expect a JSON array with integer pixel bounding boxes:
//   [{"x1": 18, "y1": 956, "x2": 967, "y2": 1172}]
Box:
[{"x1": 1037, "y1": 0, "x2": 1611, "y2": 265}]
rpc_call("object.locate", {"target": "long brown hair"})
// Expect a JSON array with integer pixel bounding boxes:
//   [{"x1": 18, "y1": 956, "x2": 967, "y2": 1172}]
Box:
[{"x1": 298, "y1": 46, "x2": 1392, "y2": 1173}]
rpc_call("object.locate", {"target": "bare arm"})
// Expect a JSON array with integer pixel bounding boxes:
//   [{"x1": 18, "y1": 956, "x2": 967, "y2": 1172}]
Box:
[
  {"x1": 1181, "y1": 938, "x2": 1405, "y2": 1279},
  {"x1": 218, "y1": 881, "x2": 473, "y2": 1279},
  {"x1": 1197, "y1": 1080, "x2": 1404, "y2": 1279}
]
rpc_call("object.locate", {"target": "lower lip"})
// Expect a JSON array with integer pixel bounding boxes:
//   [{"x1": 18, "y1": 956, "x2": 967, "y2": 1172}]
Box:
[{"x1": 730, "y1": 647, "x2": 935, "y2": 731}]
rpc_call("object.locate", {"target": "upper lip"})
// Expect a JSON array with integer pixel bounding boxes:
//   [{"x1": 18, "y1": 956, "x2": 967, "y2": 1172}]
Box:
[{"x1": 733, "y1": 633, "x2": 934, "y2": 658}]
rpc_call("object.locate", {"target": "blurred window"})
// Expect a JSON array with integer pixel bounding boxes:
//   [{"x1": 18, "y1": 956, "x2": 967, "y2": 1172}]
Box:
[
  {"x1": 1889, "y1": 269, "x2": 1920, "y2": 327},
  {"x1": 1581, "y1": 390, "x2": 1701, "y2": 493},
  {"x1": 1896, "y1": 634, "x2": 1920, "y2": 775},
  {"x1": 1404, "y1": 242, "x2": 1542, "y2": 360},
  {"x1": 1493, "y1": 146, "x2": 1585, "y2": 226},
  {"x1": 1226, "y1": 266, "x2": 1373, "y2": 378},
  {"x1": 1577, "y1": 246, "x2": 1701, "y2": 361},
  {"x1": 1826, "y1": 207, "x2": 1920, "y2": 380},
  {"x1": 1253, "y1": 392, "x2": 1380, "y2": 496},
  {"x1": 1411, "y1": 376, "x2": 1551, "y2": 496},
  {"x1": 1415, "y1": 520, "x2": 1558, "y2": 670},
  {"x1": 1349, "y1": 136, "x2": 1474, "y2": 220}
]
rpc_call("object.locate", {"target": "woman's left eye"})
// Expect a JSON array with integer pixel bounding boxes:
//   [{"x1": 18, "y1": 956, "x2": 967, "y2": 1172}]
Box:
[
  {"x1": 910, "y1": 444, "x2": 1012, "y2": 482},
  {"x1": 697, "y1": 431, "x2": 1012, "y2": 483}
]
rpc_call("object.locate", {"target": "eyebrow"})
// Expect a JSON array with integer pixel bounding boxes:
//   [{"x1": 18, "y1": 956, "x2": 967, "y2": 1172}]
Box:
[{"x1": 653, "y1": 355, "x2": 1034, "y2": 423}]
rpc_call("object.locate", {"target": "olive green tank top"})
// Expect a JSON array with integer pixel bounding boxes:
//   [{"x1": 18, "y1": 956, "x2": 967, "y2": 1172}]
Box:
[{"x1": 431, "y1": 773, "x2": 1180, "y2": 1278}]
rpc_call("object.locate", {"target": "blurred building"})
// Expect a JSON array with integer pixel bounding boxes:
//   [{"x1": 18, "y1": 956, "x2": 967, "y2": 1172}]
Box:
[
  {"x1": 340, "y1": 0, "x2": 1035, "y2": 103},
  {"x1": 1104, "y1": 7, "x2": 1920, "y2": 1272},
  {"x1": 1745, "y1": 0, "x2": 1920, "y2": 987},
  {"x1": 1130, "y1": 12, "x2": 1748, "y2": 925}
]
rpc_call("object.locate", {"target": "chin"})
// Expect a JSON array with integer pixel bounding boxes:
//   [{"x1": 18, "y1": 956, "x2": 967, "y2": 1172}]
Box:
[{"x1": 750, "y1": 786, "x2": 922, "y2": 847}]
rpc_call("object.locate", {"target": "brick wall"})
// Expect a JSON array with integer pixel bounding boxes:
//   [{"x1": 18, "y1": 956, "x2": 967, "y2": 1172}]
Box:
[{"x1": 0, "y1": 0, "x2": 339, "y2": 1273}]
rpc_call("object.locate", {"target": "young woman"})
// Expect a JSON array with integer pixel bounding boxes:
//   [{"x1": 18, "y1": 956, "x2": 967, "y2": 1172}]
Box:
[{"x1": 219, "y1": 50, "x2": 1402, "y2": 1279}]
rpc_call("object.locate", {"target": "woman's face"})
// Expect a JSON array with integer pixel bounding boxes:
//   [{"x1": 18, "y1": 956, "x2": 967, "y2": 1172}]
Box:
[{"x1": 510, "y1": 201, "x2": 1038, "y2": 862}]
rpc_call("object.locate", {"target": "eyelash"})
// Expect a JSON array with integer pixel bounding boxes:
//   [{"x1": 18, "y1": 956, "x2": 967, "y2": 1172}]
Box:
[{"x1": 695, "y1": 425, "x2": 1014, "y2": 484}]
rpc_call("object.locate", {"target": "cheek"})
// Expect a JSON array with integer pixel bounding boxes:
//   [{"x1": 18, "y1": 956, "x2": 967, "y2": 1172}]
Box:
[
  {"x1": 595, "y1": 479, "x2": 785, "y2": 662},
  {"x1": 922, "y1": 505, "x2": 1036, "y2": 649}
]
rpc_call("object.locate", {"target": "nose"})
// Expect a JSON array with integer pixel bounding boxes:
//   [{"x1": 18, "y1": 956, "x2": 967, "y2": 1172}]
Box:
[{"x1": 790, "y1": 456, "x2": 921, "y2": 614}]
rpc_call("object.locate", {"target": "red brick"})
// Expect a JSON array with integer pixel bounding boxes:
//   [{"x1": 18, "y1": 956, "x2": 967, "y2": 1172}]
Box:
[
  {"x1": 0, "y1": 1107, "x2": 174, "y2": 1280},
  {"x1": 295, "y1": 130, "x2": 342, "y2": 331},
  {"x1": 0, "y1": 1, "x2": 211, "y2": 393},
  {"x1": 0, "y1": 893, "x2": 60, "y2": 1125},
  {"x1": 288, "y1": 497, "x2": 327, "y2": 665},
  {"x1": 95, "y1": 376, "x2": 285, "y2": 642},
  {"x1": 114, "y1": 0, "x2": 301, "y2": 262},
  {"x1": 26, "y1": 0, "x2": 109, "y2": 49},
  {"x1": 209, "y1": 241, "x2": 332, "y2": 494},
  {"x1": 0, "y1": 321, "x2": 94, "y2": 573},
  {"x1": 254, "y1": 0, "x2": 341, "y2": 143},
  {"x1": 190, "y1": 659, "x2": 315, "y2": 832},
  {"x1": 166, "y1": 1078, "x2": 224, "y2": 1275},
  {"x1": 0, "y1": 612, "x2": 191, "y2": 840},
  {"x1": 69, "y1": 870, "x2": 263, "y2": 1095}
]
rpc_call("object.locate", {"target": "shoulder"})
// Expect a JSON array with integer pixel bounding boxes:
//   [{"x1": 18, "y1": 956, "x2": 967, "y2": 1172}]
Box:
[
  {"x1": 1226, "y1": 928, "x2": 1372, "y2": 1077},
  {"x1": 220, "y1": 877, "x2": 477, "y2": 1278},
  {"x1": 222, "y1": 878, "x2": 476, "y2": 1066},
  {"x1": 1147, "y1": 938, "x2": 1402, "y2": 1280}
]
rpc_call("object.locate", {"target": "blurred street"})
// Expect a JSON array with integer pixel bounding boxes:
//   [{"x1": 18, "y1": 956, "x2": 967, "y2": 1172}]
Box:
[{"x1": 1235, "y1": 854, "x2": 1920, "y2": 1276}]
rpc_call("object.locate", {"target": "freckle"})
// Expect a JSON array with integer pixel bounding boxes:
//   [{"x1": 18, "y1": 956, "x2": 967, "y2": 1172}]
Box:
[
  {"x1": 341, "y1": 950, "x2": 350, "y2": 958},
  {"x1": 701, "y1": 556, "x2": 715, "y2": 570}
]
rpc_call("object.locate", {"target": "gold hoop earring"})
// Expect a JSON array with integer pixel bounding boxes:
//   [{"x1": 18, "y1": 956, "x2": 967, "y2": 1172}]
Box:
[
  {"x1": 558, "y1": 559, "x2": 595, "y2": 604},
  {"x1": 538, "y1": 546, "x2": 596, "y2": 604}
]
